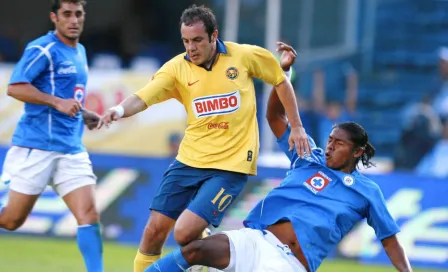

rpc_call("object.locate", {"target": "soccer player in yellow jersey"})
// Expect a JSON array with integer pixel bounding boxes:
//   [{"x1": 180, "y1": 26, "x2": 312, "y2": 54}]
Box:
[{"x1": 98, "y1": 5, "x2": 311, "y2": 272}]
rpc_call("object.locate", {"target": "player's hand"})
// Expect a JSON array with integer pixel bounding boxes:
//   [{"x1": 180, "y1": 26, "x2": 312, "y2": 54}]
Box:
[
  {"x1": 276, "y1": 41, "x2": 297, "y2": 71},
  {"x1": 82, "y1": 110, "x2": 101, "y2": 130},
  {"x1": 289, "y1": 125, "x2": 312, "y2": 158},
  {"x1": 97, "y1": 108, "x2": 121, "y2": 129},
  {"x1": 54, "y1": 98, "x2": 82, "y2": 117}
]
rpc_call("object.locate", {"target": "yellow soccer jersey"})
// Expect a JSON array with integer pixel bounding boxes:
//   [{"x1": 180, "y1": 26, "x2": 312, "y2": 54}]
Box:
[{"x1": 135, "y1": 39, "x2": 286, "y2": 175}]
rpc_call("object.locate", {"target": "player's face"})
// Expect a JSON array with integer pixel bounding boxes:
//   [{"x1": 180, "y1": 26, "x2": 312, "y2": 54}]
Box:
[
  {"x1": 50, "y1": 3, "x2": 85, "y2": 41},
  {"x1": 325, "y1": 128, "x2": 356, "y2": 171},
  {"x1": 181, "y1": 22, "x2": 218, "y2": 66}
]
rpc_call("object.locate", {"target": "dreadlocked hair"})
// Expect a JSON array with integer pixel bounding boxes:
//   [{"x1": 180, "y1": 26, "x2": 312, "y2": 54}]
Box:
[{"x1": 333, "y1": 121, "x2": 376, "y2": 168}]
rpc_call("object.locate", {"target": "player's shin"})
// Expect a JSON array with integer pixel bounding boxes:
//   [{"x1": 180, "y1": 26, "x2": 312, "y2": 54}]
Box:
[
  {"x1": 144, "y1": 249, "x2": 190, "y2": 272},
  {"x1": 77, "y1": 223, "x2": 104, "y2": 272}
]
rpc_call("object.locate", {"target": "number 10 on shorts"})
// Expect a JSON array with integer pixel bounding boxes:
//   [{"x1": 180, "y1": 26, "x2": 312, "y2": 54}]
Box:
[{"x1": 211, "y1": 188, "x2": 233, "y2": 212}]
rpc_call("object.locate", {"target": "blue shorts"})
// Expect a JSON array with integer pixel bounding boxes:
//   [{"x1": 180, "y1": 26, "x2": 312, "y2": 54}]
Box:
[{"x1": 150, "y1": 160, "x2": 248, "y2": 227}]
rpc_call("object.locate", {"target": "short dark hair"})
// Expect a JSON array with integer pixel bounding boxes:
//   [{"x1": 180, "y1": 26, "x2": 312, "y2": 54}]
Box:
[
  {"x1": 51, "y1": 0, "x2": 86, "y2": 13},
  {"x1": 180, "y1": 5, "x2": 218, "y2": 41},
  {"x1": 333, "y1": 122, "x2": 376, "y2": 168}
]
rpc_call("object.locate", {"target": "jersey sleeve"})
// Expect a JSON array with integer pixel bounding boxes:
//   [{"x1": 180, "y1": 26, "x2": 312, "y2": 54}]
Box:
[
  {"x1": 79, "y1": 44, "x2": 89, "y2": 67},
  {"x1": 134, "y1": 62, "x2": 180, "y2": 106},
  {"x1": 9, "y1": 45, "x2": 50, "y2": 85},
  {"x1": 276, "y1": 125, "x2": 321, "y2": 164},
  {"x1": 246, "y1": 45, "x2": 286, "y2": 86},
  {"x1": 366, "y1": 186, "x2": 400, "y2": 241}
]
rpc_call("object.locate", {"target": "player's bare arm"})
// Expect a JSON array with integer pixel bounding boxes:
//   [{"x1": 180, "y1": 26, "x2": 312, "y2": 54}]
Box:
[
  {"x1": 273, "y1": 42, "x2": 310, "y2": 157},
  {"x1": 7, "y1": 83, "x2": 81, "y2": 117},
  {"x1": 274, "y1": 79, "x2": 309, "y2": 154},
  {"x1": 82, "y1": 109, "x2": 101, "y2": 130},
  {"x1": 382, "y1": 235, "x2": 413, "y2": 272},
  {"x1": 266, "y1": 85, "x2": 288, "y2": 138},
  {"x1": 97, "y1": 94, "x2": 146, "y2": 129},
  {"x1": 270, "y1": 42, "x2": 311, "y2": 156},
  {"x1": 266, "y1": 42, "x2": 297, "y2": 138}
]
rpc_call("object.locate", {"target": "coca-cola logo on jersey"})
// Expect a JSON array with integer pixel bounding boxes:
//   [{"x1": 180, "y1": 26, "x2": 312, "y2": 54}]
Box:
[{"x1": 207, "y1": 122, "x2": 229, "y2": 129}]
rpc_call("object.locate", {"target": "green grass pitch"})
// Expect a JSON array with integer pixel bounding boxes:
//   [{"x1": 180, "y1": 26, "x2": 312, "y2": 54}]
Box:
[{"x1": 0, "y1": 235, "x2": 444, "y2": 272}]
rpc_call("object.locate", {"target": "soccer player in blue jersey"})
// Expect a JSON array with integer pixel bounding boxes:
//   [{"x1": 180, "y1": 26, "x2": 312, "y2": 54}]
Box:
[
  {"x1": 144, "y1": 43, "x2": 413, "y2": 272},
  {"x1": 0, "y1": 1, "x2": 103, "y2": 271}
]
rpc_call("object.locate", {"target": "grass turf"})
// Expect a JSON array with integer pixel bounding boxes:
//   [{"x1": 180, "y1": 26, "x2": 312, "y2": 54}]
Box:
[{"x1": 0, "y1": 235, "x2": 443, "y2": 272}]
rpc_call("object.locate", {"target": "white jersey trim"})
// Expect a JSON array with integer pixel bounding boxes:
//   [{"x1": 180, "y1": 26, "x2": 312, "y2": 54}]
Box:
[{"x1": 25, "y1": 42, "x2": 56, "y2": 141}]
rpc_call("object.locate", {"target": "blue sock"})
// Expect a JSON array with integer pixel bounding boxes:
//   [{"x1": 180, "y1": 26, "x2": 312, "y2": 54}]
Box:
[
  {"x1": 77, "y1": 223, "x2": 104, "y2": 272},
  {"x1": 144, "y1": 249, "x2": 190, "y2": 272}
]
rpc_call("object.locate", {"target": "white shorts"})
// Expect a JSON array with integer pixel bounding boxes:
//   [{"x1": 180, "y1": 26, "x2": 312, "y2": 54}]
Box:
[
  {"x1": 1, "y1": 146, "x2": 96, "y2": 197},
  {"x1": 214, "y1": 228, "x2": 307, "y2": 272}
]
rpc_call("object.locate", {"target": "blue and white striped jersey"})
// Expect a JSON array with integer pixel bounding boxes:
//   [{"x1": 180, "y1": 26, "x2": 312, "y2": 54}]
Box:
[{"x1": 9, "y1": 31, "x2": 88, "y2": 154}]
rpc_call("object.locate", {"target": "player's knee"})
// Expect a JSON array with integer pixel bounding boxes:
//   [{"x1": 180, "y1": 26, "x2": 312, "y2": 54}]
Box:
[
  {"x1": 75, "y1": 204, "x2": 99, "y2": 225},
  {"x1": 1, "y1": 215, "x2": 26, "y2": 231},
  {"x1": 173, "y1": 225, "x2": 200, "y2": 246},
  {"x1": 3, "y1": 222, "x2": 22, "y2": 231}
]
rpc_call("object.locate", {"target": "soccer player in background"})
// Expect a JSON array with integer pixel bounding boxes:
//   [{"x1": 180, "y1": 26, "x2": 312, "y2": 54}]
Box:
[
  {"x1": 98, "y1": 5, "x2": 311, "y2": 272},
  {"x1": 144, "y1": 43, "x2": 413, "y2": 272},
  {"x1": 0, "y1": 1, "x2": 103, "y2": 271}
]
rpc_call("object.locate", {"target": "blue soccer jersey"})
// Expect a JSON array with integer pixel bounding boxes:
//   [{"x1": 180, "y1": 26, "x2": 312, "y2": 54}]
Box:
[
  {"x1": 244, "y1": 126, "x2": 400, "y2": 272},
  {"x1": 9, "y1": 31, "x2": 88, "y2": 154}
]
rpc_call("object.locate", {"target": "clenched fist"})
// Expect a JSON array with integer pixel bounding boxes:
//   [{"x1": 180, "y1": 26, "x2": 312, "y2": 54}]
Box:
[{"x1": 54, "y1": 98, "x2": 82, "y2": 117}]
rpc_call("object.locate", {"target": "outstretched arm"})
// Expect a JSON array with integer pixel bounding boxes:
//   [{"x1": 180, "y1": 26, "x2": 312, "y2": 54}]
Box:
[
  {"x1": 113, "y1": 94, "x2": 147, "y2": 118},
  {"x1": 97, "y1": 95, "x2": 146, "y2": 129},
  {"x1": 97, "y1": 64, "x2": 177, "y2": 129},
  {"x1": 266, "y1": 83, "x2": 288, "y2": 139},
  {"x1": 97, "y1": 94, "x2": 147, "y2": 129},
  {"x1": 273, "y1": 81, "x2": 310, "y2": 156},
  {"x1": 247, "y1": 42, "x2": 310, "y2": 157},
  {"x1": 266, "y1": 42, "x2": 297, "y2": 139},
  {"x1": 273, "y1": 78, "x2": 301, "y2": 129},
  {"x1": 382, "y1": 235, "x2": 412, "y2": 272}
]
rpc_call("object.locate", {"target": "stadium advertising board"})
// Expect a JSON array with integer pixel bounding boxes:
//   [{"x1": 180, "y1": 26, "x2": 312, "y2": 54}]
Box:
[
  {"x1": 338, "y1": 173, "x2": 448, "y2": 270},
  {"x1": 0, "y1": 149, "x2": 447, "y2": 269},
  {"x1": 0, "y1": 65, "x2": 186, "y2": 156}
]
